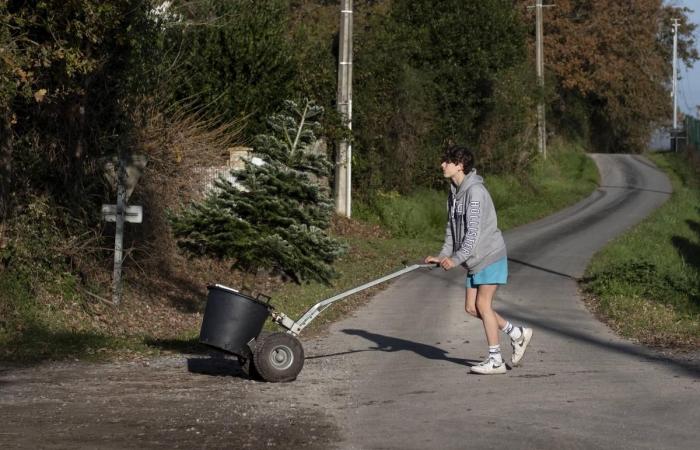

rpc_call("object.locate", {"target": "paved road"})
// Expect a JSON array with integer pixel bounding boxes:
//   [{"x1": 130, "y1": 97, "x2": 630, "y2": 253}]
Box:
[
  {"x1": 301, "y1": 154, "x2": 699, "y2": 449},
  {"x1": 1, "y1": 154, "x2": 697, "y2": 449}
]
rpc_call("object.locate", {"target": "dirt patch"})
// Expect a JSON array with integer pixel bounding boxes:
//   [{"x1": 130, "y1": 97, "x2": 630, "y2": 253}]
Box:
[
  {"x1": 0, "y1": 355, "x2": 341, "y2": 449},
  {"x1": 330, "y1": 215, "x2": 389, "y2": 239}
]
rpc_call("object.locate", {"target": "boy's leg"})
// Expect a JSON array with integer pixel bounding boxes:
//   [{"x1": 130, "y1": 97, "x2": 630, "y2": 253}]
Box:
[
  {"x1": 465, "y1": 288, "x2": 508, "y2": 329},
  {"x1": 464, "y1": 287, "x2": 479, "y2": 317},
  {"x1": 467, "y1": 282, "x2": 533, "y2": 367},
  {"x1": 475, "y1": 284, "x2": 500, "y2": 346},
  {"x1": 484, "y1": 298, "x2": 532, "y2": 366},
  {"x1": 470, "y1": 284, "x2": 506, "y2": 374}
]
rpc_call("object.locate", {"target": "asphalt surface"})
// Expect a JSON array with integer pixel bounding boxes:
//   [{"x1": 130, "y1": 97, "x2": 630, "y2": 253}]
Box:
[{"x1": 300, "y1": 153, "x2": 699, "y2": 449}]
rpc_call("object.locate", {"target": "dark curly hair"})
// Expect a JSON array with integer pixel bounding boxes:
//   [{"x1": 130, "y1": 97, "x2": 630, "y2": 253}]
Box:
[{"x1": 441, "y1": 145, "x2": 475, "y2": 172}]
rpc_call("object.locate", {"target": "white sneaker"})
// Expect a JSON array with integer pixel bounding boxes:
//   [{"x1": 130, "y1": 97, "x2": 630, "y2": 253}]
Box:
[
  {"x1": 470, "y1": 357, "x2": 506, "y2": 375},
  {"x1": 511, "y1": 327, "x2": 533, "y2": 366}
]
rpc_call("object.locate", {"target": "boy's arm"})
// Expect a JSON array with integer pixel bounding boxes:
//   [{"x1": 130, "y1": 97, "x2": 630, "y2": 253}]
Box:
[
  {"x1": 451, "y1": 186, "x2": 484, "y2": 266},
  {"x1": 437, "y1": 199, "x2": 453, "y2": 259}
]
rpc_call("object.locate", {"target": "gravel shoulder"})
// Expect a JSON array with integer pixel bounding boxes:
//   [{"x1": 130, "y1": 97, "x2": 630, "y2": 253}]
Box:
[{"x1": 0, "y1": 353, "x2": 341, "y2": 449}]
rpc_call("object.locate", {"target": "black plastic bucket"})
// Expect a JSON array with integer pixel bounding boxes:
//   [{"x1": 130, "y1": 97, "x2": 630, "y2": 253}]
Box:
[{"x1": 199, "y1": 285, "x2": 272, "y2": 356}]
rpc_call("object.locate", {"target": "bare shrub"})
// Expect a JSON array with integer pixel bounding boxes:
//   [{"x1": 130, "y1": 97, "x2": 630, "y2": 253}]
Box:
[{"x1": 121, "y1": 99, "x2": 249, "y2": 304}]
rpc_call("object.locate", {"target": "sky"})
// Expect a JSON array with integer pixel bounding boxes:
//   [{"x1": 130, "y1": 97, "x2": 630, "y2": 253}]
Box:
[{"x1": 676, "y1": 0, "x2": 700, "y2": 117}]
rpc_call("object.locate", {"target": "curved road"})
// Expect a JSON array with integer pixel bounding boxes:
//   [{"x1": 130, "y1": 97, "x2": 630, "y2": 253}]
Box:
[
  {"x1": 1, "y1": 154, "x2": 697, "y2": 449},
  {"x1": 301, "y1": 154, "x2": 699, "y2": 449}
]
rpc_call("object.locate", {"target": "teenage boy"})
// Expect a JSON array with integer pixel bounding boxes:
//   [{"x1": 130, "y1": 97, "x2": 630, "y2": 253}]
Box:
[{"x1": 425, "y1": 145, "x2": 532, "y2": 375}]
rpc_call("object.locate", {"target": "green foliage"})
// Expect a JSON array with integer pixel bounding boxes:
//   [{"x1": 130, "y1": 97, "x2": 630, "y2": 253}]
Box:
[
  {"x1": 391, "y1": 0, "x2": 526, "y2": 136},
  {"x1": 584, "y1": 261, "x2": 699, "y2": 314},
  {"x1": 0, "y1": 196, "x2": 91, "y2": 359},
  {"x1": 169, "y1": 100, "x2": 345, "y2": 284},
  {"x1": 162, "y1": 0, "x2": 297, "y2": 135},
  {"x1": 491, "y1": 140, "x2": 599, "y2": 230},
  {"x1": 1, "y1": 197, "x2": 70, "y2": 279},
  {"x1": 350, "y1": 0, "x2": 529, "y2": 192},
  {"x1": 0, "y1": 271, "x2": 34, "y2": 341},
  {"x1": 1, "y1": 0, "x2": 161, "y2": 217},
  {"x1": 354, "y1": 190, "x2": 446, "y2": 240},
  {"x1": 355, "y1": 142, "x2": 597, "y2": 238},
  {"x1": 477, "y1": 61, "x2": 539, "y2": 174}
]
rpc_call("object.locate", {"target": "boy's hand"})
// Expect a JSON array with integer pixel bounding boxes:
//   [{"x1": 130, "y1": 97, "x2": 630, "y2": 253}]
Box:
[
  {"x1": 440, "y1": 257, "x2": 457, "y2": 270},
  {"x1": 424, "y1": 256, "x2": 441, "y2": 264}
]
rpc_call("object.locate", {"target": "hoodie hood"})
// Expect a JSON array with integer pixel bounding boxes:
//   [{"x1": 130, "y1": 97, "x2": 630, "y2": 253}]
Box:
[{"x1": 452, "y1": 168, "x2": 483, "y2": 200}]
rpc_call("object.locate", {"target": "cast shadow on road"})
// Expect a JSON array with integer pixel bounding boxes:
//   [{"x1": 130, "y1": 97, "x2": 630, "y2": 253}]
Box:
[
  {"x1": 501, "y1": 305, "x2": 700, "y2": 378},
  {"x1": 148, "y1": 338, "x2": 255, "y2": 379},
  {"x1": 422, "y1": 257, "x2": 580, "y2": 287},
  {"x1": 145, "y1": 337, "x2": 209, "y2": 355},
  {"x1": 508, "y1": 258, "x2": 579, "y2": 280},
  {"x1": 304, "y1": 329, "x2": 479, "y2": 367},
  {"x1": 598, "y1": 185, "x2": 672, "y2": 196},
  {"x1": 186, "y1": 352, "x2": 247, "y2": 378}
]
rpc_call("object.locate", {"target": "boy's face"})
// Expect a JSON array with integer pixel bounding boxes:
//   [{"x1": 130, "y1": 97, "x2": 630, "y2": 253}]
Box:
[{"x1": 441, "y1": 160, "x2": 463, "y2": 178}]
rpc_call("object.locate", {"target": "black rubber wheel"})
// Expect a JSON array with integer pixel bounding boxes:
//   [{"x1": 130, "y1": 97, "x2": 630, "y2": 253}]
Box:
[
  {"x1": 237, "y1": 331, "x2": 270, "y2": 380},
  {"x1": 253, "y1": 332, "x2": 304, "y2": 382},
  {"x1": 237, "y1": 348, "x2": 261, "y2": 380}
]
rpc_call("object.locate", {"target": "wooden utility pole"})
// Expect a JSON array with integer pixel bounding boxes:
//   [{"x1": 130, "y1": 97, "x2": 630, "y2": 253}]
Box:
[
  {"x1": 335, "y1": 0, "x2": 353, "y2": 217},
  {"x1": 529, "y1": 0, "x2": 553, "y2": 159}
]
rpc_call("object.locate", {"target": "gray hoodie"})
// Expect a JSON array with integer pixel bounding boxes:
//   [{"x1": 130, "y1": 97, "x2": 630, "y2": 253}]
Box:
[{"x1": 438, "y1": 169, "x2": 507, "y2": 274}]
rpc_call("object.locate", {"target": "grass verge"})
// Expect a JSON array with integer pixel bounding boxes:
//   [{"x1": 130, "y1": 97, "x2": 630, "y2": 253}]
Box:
[{"x1": 581, "y1": 152, "x2": 700, "y2": 350}]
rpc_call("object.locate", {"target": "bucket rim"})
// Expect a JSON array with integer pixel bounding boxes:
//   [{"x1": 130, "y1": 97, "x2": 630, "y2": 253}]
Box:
[{"x1": 207, "y1": 284, "x2": 274, "y2": 309}]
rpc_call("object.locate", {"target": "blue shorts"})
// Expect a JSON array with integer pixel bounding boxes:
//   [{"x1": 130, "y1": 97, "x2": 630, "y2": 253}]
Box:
[{"x1": 466, "y1": 257, "x2": 508, "y2": 288}]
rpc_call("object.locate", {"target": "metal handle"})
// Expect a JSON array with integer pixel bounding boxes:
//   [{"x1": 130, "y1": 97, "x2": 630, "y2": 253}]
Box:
[{"x1": 285, "y1": 263, "x2": 434, "y2": 335}]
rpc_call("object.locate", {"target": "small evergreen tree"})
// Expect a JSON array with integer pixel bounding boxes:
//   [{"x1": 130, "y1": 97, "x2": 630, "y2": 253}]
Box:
[{"x1": 169, "y1": 99, "x2": 345, "y2": 285}]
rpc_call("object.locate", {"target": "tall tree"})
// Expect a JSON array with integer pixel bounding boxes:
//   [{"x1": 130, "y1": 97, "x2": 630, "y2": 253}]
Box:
[
  {"x1": 0, "y1": 3, "x2": 19, "y2": 218},
  {"x1": 162, "y1": 0, "x2": 297, "y2": 136},
  {"x1": 0, "y1": 0, "x2": 159, "y2": 215},
  {"x1": 516, "y1": 0, "x2": 698, "y2": 152},
  {"x1": 352, "y1": 0, "x2": 528, "y2": 190}
]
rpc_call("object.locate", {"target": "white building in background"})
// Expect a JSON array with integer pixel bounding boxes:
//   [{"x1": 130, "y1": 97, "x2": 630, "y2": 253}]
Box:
[
  {"x1": 194, "y1": 147, "x2": 259, "y2": 195},
  {"x1": 649, "y1": 128, "x2": 672, "y2": 152}
]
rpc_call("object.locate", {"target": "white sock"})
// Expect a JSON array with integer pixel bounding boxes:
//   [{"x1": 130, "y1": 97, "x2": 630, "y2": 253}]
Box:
[
  {"x1": 501, "y1": 321, "x2": 523, "y2": 341},
  {"x1": 488, "y1": 345, "x2": 503, "y2": 364}
]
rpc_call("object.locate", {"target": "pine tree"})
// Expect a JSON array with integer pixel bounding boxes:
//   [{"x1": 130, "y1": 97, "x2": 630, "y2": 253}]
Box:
[{"x1": 169, "y1": 99, "x2": 345, "y2": 285}]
